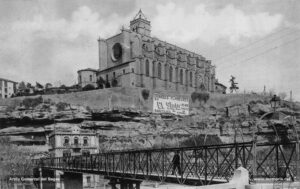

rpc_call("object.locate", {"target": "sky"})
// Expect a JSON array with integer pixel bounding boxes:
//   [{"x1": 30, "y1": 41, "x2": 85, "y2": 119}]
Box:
[{"x1": 0, "y1": 0, "x2": 299, "y2": 100}]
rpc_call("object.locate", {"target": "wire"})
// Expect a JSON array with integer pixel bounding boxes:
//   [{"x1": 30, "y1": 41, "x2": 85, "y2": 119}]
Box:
[
  {"x1": 213, "y1": 27, "x2": 300, "y2": 64},
  {"x1": 218, "y1": 35, "x2": 300, "y2": 70}
]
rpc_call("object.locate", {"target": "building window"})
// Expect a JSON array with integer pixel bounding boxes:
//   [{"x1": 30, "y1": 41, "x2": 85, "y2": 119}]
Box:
[
  {"x1": 63, "y1": 150, "x2": 71, "y2": 157},
  {"x1": 145, "y1": 60, "x2": 150, "y2": 77},
  {"x1": 83, "y1": 137, "x2": 88, "y2": 146},
  {"x1": 64, "y1": 137, "x2": 69, "y2": 146},
  {"x1": 169, "y1": 67, "x2": 173, "y2": 82},
  {"x1": 180, "y1": 69, "x2": 183, "y2": 85},
  {"x1": 89, "y1": 75, "x2": 92, "y2": 82},
  {"x1": 86, "y1": 176, "x2": 91, "y2": 187},
  {"x1": 123, "y1": 69, "x2": 125, "y2": 74},
  {"x1": 106, "y1": 74, "x2": 108, "y2": 82},
  {"x1": 158, "y1": 63, "x2": 162, "y2": 79},
  {"x1": 113, "y1": 72, "x2": 116, "y2": 78},
  {"x1": 4, "y1": 81, "x2": 7, "y2": 87},
  {"x1": 79, "y1": 75, "x2": 82, "y2": 83},
  {"x1": 190, "y1": 72, "x2": 193, "y2": 87},
  {"x1": 74, "y1": 137, "x2": 79, "y2": 145},
  {"x1": 82, "y1": 150, "x2": 90, "y2": 156},
  {"x1": 131, "y1": 68, "x2": 134, "y2": 73}
]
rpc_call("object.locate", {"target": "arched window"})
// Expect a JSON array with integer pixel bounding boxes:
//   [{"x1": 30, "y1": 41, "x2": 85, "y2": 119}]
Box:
[
  {"x1": 145, "y1": 60, "x2": 150, "y2": 77},
  {"x1": 83, "y1": 137, "x2": 88, "y2": 146},
  {"x1": 180, "y1": 69, "x2": 183, "y2": 85},
  {"x1": 190, "y1": 72, "x2": 193, "y2": 87},
  {"x1": 74, "y1": 137, "x2": 79, "y2": 145},
  {"x1": 64, "y1": 137, "x2": 69, "y2": 146},
  {"x1": 158, "y1": 63, "x2": 162, "y2": 79},
  {"x1": 169, "y1": 67, "x2": 173, "y2": 82}
]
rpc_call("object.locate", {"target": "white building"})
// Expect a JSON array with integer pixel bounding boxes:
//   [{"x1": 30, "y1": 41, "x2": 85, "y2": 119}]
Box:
[
  {"x1": 0, "y1": 78, "x2": 17, "y2": 98},
  {"x1": 77, "y1": 68, "x2": 98, "y2": 89}
]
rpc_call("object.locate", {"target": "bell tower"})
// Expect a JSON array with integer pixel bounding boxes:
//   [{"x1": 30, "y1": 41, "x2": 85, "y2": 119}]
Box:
[{"x1": 130, "y1": 9, "x2": 151, "y2": 36}]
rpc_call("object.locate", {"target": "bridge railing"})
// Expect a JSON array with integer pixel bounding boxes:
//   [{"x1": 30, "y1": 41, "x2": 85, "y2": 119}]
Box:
[{"x1": 35, "y1": 141, "x2": 298, "y2": 185}]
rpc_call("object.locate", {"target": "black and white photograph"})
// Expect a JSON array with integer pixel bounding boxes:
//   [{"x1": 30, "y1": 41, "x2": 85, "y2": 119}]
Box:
[{"x1": 0, "y1": 0, "x2": 300, "y2": 188}]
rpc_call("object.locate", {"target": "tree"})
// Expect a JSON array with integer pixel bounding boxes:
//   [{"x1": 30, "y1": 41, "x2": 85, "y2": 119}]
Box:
[
  {"x1": 18, "y1": 81, "x2": 26, "y2": 91},
  {"x1": 278, "y1": 92, "x2": 287, "y2": 100},
  {"x1": 45, "y1": 83, "x2": 53, "y2": 89},
  {"x1": 97, "y1": 77, "x2": 105, "y2": 89},
  {"x1": 26, "y1": 83, "x2": 32, "y2": 89},
  {"x1": 229, "y1": 75, "x2": 239, "y2": 93},
  {"x1": 0, "y1": 137, "x2": 37, "y2": 179},
  {"x1": 112, "y1": 78, "x2": 118, "y2": 87},
  {"x1": 82, "y1": 84, "x2": 95, "y2": 91}
]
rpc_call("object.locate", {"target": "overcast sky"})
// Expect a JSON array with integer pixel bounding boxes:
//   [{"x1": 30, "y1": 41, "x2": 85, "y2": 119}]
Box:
[{"x1": 0, "y1": 0, "x2": 299, "y2": 100}]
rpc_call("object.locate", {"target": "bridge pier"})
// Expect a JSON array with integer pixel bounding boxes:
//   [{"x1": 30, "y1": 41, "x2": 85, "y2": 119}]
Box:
[
  {"x1": 63, "y1": 172, "x2": 83, "y2": 189},
  {"x1": 108, "y1": 178, "x2": 141, "y2": 189}
]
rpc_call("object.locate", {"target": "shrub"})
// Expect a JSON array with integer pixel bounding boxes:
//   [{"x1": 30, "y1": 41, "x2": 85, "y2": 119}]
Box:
[
  {"x1": 22, "y1": 96, "x2": 43, "y2": 109},
  {"x1": 191, "y1": 92, "x2": 210, "y2": 103},
  {"x1": 82, "y1": 84, "x2": 95, "y2": 91},
  {"x1": 180, "y1": 134, "x2": 222, "y2": 147},
  {"x1": 97, "y1": 77, "x2": 106, "y2": 88},
  {"x1": 141, "y1": 89, "x2": 150, "y2": 100},
  {"x1": 112, "y1": 79, "x2": 118, "y2": 87},
  {"x1": 56, "y1": 102, "x2": 69, "y2": 111},
  {"x1": 105, "y1": 82, "x2": 111, "y2": 88}
]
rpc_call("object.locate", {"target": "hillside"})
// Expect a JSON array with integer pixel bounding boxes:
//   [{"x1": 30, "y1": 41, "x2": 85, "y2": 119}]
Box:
[{"x1": 0, "y1": 87, "x2": 299, "y2": 153}]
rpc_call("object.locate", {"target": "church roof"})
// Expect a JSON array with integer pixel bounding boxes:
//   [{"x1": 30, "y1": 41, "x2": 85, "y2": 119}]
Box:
[{"x1": 133, "y1": 9, "x2": 148, "y2": 21}]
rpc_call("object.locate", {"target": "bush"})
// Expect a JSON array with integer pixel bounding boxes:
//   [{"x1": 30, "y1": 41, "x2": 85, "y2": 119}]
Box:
[
  {"x1": 180, "y1": 134, "x2": 222, "y2": 147},
  {"x1": 82, "y1": 84, "x2": 95, "y2": 91},
  {"x1": 105, "y1": 82, "x2": 111, "y2": 88},
  {"x1": 56, "y1": 102, "x2": 69, "y2": 111},
  {"x1": 97, "y1": 77, "x2": 106, "y2": 88},
  {"x1": 141, "y1": 89, "x2": 150, "y2": 100},
  {"x1": 191, "y1": 92, "x2": 210, "y2": 103},
  {"x1": 22, "y1": 96, "x2": 43, "y2": 109}
]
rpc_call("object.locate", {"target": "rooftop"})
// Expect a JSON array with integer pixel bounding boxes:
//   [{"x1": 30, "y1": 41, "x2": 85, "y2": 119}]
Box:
[{"x1": 0, "y1": 78, "x2": 18, "y2": 83}]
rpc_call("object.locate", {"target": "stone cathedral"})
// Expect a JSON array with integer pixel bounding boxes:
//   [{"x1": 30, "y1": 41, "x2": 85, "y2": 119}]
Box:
[{"x1": 78, "y1": 10, "x2": 221, "y2": 93}]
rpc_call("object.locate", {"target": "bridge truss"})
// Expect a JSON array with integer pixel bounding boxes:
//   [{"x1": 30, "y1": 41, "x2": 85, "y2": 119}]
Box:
[{"x1": 35, "y1": 141, "x2": 299, "y2": 185}]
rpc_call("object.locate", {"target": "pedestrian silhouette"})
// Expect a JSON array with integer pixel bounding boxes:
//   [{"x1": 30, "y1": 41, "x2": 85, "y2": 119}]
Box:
[{"x1": 172, "y1": 151, "x2": 181, "y2": 175}]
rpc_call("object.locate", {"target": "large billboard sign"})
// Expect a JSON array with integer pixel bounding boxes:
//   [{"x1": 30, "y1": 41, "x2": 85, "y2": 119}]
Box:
[{"x1": 153, "y1": 93, "x2": 189, "y2": 115}]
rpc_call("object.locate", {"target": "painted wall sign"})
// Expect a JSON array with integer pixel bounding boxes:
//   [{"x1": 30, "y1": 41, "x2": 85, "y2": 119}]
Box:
[{"x1": 153, "y1": 93, "x2": 189, "y2": 115}]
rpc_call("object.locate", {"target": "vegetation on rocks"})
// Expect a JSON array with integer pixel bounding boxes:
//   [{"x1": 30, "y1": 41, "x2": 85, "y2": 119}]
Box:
[
  {"x1": 22, "y1": 96, "x2": 43, "y2": 109},
  {"x1": 141, "y1": 89, "x2": 150, "y2": 100},
  {"x1": 191, "y1": 92, "x2": 210, "y2": 104}
]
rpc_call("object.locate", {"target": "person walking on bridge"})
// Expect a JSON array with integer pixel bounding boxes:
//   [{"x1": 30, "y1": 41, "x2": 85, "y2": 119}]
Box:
[{"x1": 172, "y1": 151, "x2": 182, "y2": 175}]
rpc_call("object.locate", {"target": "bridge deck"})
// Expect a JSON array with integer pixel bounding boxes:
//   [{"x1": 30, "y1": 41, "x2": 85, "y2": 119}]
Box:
[{"x1": 35, "y1": 142, "x2": 298, "y2": 185}]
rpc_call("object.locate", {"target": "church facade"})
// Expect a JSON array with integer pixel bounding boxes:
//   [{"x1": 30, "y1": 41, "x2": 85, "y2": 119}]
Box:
[{"x1": 78, "y1": 10, "x2": 217, "y2": 93}]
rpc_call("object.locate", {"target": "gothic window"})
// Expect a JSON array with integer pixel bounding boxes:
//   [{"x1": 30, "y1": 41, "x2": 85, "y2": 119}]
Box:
[
  {"x1": 169, "y1": 67, "x2": 173, "y2": 82},
  {"x1": 142, "y1": 44, "x2": 148, "y2": 51},
  {"x1": 180, "y1": 69, "x2": 183, "y2": 85},
  {"x1": 158, "y1": 63, "x2": 162, "y2": 79},
  {"x1": 145, "y1": 60, "x2": 150, "y2": 77},
  {"x1": 152, "y1": 61, "x2": 155, "y2": 77},
  {"x1": 190, "y1": 72, "x2": 193, "y2": 87}
]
